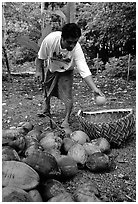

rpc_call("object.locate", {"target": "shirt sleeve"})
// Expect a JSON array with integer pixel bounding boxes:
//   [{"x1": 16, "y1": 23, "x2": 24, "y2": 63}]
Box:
[
  {"x1": 37, "y1": 38, "x2": 50, "y2": 60},
  {"x1": 73, "y1": 43, "x2": 92, "y2": 78}
]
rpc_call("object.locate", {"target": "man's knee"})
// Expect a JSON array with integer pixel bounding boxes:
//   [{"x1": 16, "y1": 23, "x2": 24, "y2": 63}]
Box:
[{"x1": 64, "y1": 98, "x2": 73, "y2": 108}]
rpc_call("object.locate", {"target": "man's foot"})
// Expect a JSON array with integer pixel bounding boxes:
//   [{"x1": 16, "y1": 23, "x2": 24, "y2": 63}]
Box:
[
  {"x1": 61, "y1": 121, "x2": 70, "y2": 128},
  {"x1": 37, "y1": 109, "x2": 50, "y2": 117}
]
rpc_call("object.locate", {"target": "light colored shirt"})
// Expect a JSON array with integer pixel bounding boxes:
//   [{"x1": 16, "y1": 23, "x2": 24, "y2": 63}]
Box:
[{"x1": 38, "y1": 31, "x2": 92, "y2": 78}]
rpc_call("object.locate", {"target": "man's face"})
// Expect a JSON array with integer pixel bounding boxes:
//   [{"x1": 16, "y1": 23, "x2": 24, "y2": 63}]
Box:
[{"x1": 61, "y1": 37, "x2": 79, "y2": 51}]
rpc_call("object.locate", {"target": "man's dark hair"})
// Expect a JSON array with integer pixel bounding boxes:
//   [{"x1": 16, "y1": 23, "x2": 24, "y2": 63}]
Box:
[{"x1": 61, "y1": 23, "x2": 81, "y2": 40}]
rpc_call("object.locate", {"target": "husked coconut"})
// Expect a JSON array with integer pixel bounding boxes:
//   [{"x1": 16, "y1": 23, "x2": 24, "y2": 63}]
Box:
[
  {"x1": 2, "y1": 161, "x2": 39, "y2": 190},
  {"x1": 83, "y1": 142, "x2": 101, "y2": 155},
  {"x1": 68, "y1": 143, "x2": 87, "y2": 165},
  {"x1": 74, "y1": 181, "x2": 101, "y2": 202},
  {"x1": 2, "y1": 146, "x2": 20, "y2": 161},
  {"x1": 48, "y1": 192, "x2": 74, "y2": 202},
  {"x1": 70, "y1": 130, "x2": 90, "y2": 145},
  {"x1": 19, "y1": 121, "x2": 34, "y2": 132},
  {"x1": 61, "y1": 137, "x2": 76, "y2": 154},
  {"x1": 23, "y1": 150, "x2": 61, "y2": 178},
  {"x1": 95, "y1": 95, "x2": 106, "y2": 106},
  {"x1": 40, "y1": 179, "x2": 66, "y2": 201},
  {"x1": 40, "y1": 135, "x2": 62, "y2": 151},
  {"x1": 57, "y1": 156, "x2": 78, "y2": 178},
  {"x1": 28, "y1": 189, "x2": 43, "y2": 202},
  {"x1": 26, "y1": 129, "x2": 42, "y2": 141},
  {"x1": 63, "y1": 127, "x2": 72, "y2": 137},
  {"x1": 91, "y1": 137, "x2": 110, "y2": 153},
  {"x1": 44, "y1": 148, "x2": 61, "y2": 162},
  {"x1": 2, "y1": 186, "x2": 33, "y2": 202},
  {"x1": 86, "y1": 152, "x2": 110, "y2": 172}
]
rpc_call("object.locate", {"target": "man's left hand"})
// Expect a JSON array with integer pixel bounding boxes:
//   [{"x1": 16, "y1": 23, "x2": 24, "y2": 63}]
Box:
[{"x1": 94, "y1": 87, "x2": 104, "y2": 97}]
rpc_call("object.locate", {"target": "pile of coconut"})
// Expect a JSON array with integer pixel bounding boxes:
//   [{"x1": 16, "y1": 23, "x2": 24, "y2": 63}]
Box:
[{"x1": 2, "y1": 121, "x2": 111, "y2": 202}]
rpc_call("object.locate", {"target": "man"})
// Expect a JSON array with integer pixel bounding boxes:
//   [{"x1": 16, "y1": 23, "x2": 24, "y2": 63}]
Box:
[{"x1": 36, "y1": 23, "x2": 104, "y2": 128}]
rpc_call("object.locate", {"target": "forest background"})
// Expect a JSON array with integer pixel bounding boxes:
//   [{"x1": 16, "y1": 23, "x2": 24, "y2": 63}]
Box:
[{"x1": 2, "y1": 2, "x2": 136, "y2": 80}]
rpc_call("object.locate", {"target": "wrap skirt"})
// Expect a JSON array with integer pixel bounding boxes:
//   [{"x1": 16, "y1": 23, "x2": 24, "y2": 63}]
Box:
[{"x1": 44, "y1": 69, "x2": 74, "y2": 104}]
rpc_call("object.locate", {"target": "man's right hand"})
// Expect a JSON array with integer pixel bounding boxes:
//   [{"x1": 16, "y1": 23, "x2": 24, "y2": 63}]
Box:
[
  {"x1": 35, "y1": 57, "x2": 44, "y2": 83},
  {"x1": 34, "y1": 71, "x2": 43, "y2": 83}
]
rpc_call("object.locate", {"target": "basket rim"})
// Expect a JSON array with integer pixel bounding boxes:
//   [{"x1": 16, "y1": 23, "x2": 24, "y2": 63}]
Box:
[
  {"x1": 77, "y1": 108, "x2": 133, "y2": 116},
  {"x1": 77, "y1": 108, "x2": 133, "y2": 125}
]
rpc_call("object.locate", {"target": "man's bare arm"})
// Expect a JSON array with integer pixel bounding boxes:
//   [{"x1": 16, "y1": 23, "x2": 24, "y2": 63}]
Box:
[
  {"x1": 35, "y1": 57, "x2": 44, "y2": 82},
  {"x1": 84, "y1": 75, "x2": 104, "y2": 96}
]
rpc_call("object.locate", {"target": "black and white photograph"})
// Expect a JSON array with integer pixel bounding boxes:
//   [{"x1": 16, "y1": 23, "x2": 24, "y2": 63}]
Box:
[{"x1": 2, "y1": 2, "x2": 136, "y2": 202}]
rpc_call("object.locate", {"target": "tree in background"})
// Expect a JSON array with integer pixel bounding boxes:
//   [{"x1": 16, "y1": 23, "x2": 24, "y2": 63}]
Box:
[
  {"x1": 77, "y1": 2, "x2": 136, "y2": 63},
  {"x1": 3, "y1": 2, "x2": 136, "y2": 70},
  {"x1": 2, "y1": 2, "x2": 11, "y2": 80}
]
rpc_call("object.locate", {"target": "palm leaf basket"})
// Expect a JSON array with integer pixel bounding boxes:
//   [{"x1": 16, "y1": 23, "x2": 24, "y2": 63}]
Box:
[{"x1": 77, "y1": 108, "x2": 135, "y2": 146}]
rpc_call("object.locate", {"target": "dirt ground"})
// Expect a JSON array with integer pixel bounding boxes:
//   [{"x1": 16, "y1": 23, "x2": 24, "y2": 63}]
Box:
[{"x1": 2, "y1": 63, "x2": 136, "y2": 202}]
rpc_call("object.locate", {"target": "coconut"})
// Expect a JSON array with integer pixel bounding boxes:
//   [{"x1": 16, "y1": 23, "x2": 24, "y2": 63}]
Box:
[
  {"x1": 20, "y1": 121, "x2": 34, "y2": 132},
  {"x1": 44, "y1": 148, "x2": 61, "y2": 162},
  {"x1": 83, "y1": 142, "x2": 101, "y2": 155},
  {"x1": 2, "y1": 161, "x2": 39, "y2": 190},
  {"x1": 63, "y1": 127, "x2": 72, "y2": 137},
  {"x1": 40, "y1": 135, "x2": 62, "y2": 151},
  {"x1": 91, "y1": 137, "x2": 110, "y2": 153},
  {"x1": 74, "y1": 182, "x2": 101, "y2": 202},
  {"x1": 25, "y1": 143, "x2": 43, "y2": 157},
  {"x1": 7, "y1": 136, "x2": 26, "y2": 154},
  {"x1": 28, "y1": 189, "x2": 43, "y2": 202},
  {"x1": 95, "y1": 95, "x2": 106, "y2": 106},
  {"x1": 40, "y1": 179, "x2": 66, "y2": 201},
  {"x1": 86, "y1": 152, "x2": 110, "y2": 172},
  {"x1": 68, "y1": 143, "x2": 87, "y2": 165},
  {"x1": 57, "y1": 156, "x2": 78, "y2": 178},
  {"x1": 23, "y1": 150, "x2": 61, "y2": 178},
  {"x1": 26, "y1": 129, "x2": 42, "y2": 140},
  {"x1": 70, "y1": 130, "x2": 90, "y2": 145},
  {"x1": 61, "y1": 137, "x2": 76, "y2": 154},
  {"x1": 38, "y1": 131, "x2": 55, "y2": 141},
  {"x1": 2, "y1": 127, "x2": 25, "y2": 141},
  {"x1": 2, "y1": 186, "x2": 33, "y2": 202},
  {"x1": 2, "y1": 146, "x2": 20, "y2": 161},
  {"x1": 48, "y1": 192, "x2": 74, "y2": 202}
]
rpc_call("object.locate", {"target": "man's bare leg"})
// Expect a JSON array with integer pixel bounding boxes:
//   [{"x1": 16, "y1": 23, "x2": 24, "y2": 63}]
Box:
[
  {"x1": 37, "y1": 96, "x2": 51, "y2": 117},
  {"x1": 61, "y1": 100, "x2": 73, "y2": 128},
  {"x1": 58, "y1": 70, "x2": 74, "y2": 128}
]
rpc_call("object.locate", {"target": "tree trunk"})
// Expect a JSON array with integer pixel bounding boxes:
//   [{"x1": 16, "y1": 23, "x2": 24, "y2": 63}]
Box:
[{"x1": 2, "y1": 3, "x2": 11, "y2": 81}]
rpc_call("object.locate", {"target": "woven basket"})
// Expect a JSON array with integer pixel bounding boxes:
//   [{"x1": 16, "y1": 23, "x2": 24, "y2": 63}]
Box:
[{"x1": 77, "y1": 108, "x2": 135, "y2": 146}]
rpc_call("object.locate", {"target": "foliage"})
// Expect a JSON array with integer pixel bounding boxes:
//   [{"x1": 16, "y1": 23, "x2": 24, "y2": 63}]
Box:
[
  {"x1": 92, "y1": 58, "x2": 104, "y2": 71},
  {"x1": 77, "y1": 2, "x2": 136, "y2": 61},
  {"x1": 15, "y1": 2, "x2": 76, "y2": 64},
  {"x1": 103, "y1": 55, "x2": 136, "y2": 80},
  {"x1": 3, "y1": 2, "x2": 41, "y2": 63},
  {"x1": 3, "y1": 2, "x2": 136, "y2": 75}
]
